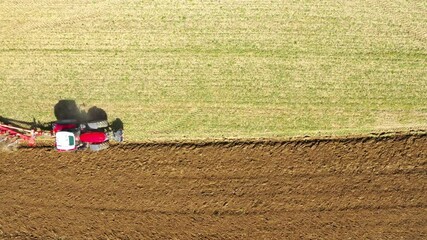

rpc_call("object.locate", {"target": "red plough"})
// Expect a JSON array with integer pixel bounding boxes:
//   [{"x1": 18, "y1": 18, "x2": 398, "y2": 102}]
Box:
[{"x1": 0, "y1": 118, "x2": 46, "y2": 148}]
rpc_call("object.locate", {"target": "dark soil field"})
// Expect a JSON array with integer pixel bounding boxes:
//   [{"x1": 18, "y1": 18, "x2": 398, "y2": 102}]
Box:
[{"x1": 1, "y1": 133, "x2": 426, "y2": 239}]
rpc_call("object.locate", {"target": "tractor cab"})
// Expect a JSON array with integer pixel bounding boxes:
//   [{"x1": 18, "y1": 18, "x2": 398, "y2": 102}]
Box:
[
  {"x1": 55, "y1": 131, "x2": 78, "y2": 151},
  {"x1": 53, "y1": 120, "x2": 110, "y2": 152},
  {"x1": 53, "y1": 120, "x2": 81, "y2": 151}
]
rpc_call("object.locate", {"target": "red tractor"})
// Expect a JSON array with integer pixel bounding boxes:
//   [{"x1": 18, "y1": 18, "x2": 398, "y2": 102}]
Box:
[{"x1": 0, "y1": 100, "x2": 123, "y2": 151}]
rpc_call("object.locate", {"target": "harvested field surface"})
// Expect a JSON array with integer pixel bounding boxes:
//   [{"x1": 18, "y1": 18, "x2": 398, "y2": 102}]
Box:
[
  {"x1": 1, "y1": 133, "x2": 427, "y2": 239},
  {"x1": 1, "y1": 0, "x2": 426, "y2": 140}
]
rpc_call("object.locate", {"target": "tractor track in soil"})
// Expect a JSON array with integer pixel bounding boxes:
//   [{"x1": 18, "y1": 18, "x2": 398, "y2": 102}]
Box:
[{"x1": 0, "y1": 133, "x2": 426, "y2": 239}]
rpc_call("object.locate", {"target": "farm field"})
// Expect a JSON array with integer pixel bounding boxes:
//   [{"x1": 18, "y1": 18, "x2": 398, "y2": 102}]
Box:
[
  {"x1": 1, "y1": 133, "x2": 426, "y2": 239},
  {"x1": 1, "y1": 1, "x2": 426, "y2": 239},
  {"x1": 0, "y1": 0, "x2": 426, "y2": 141}
]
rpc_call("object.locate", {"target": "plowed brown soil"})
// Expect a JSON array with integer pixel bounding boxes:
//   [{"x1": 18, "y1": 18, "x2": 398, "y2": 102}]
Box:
[{"x1": 1, "y1": 134, "x2": 426, "y2": 239}]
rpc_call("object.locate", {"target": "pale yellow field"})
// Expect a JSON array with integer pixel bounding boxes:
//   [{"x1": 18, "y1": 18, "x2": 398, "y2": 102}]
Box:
[{"x1": 0, "y1": 0, "x2": 426, "y2": 141}]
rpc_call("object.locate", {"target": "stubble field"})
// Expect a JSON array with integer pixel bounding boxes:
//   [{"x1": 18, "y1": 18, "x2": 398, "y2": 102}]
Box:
[{"x1": 0, "y1": 0, "x2": 426, "y2": 140}]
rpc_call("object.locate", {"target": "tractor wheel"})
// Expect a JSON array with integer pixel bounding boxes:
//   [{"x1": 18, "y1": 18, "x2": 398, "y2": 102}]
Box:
[
  {"x1": 89, "y1": 142, "x2": 109, "y2": 151},
  {"x1": 54, "y1": 100, "x2": 82, "y2": 121},
  {"x1": 87, "y1": 120, "x2": 109, "y2": 130},
  {"x1": 87, "y1": 106, "x2": 108, "y2": 122}
]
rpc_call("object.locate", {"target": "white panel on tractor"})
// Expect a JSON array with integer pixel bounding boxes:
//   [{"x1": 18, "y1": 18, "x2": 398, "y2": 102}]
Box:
[{"x1": 56, "y1": 131, "x2": 76, "y2": 151}]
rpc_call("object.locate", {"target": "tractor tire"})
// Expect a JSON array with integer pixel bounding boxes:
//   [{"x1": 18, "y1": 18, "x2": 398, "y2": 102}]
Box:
[
  {"x1": 87, "y1": 120, "x2": 109, "y2": 130},
  {"x1": 89, "y1": 142, "x2": 109, "y2": 151},
  {"x1": 54, "y1": 100, "x2": 82, "y2": 121},
  {"x1": 87, "y1": 106, "x2": 108, "y2": 122}
]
